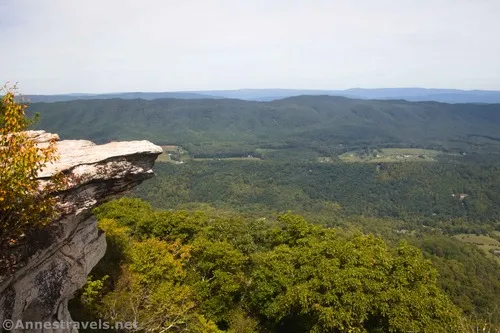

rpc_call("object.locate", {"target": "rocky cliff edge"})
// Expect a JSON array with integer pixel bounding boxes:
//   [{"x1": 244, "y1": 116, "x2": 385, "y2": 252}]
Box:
[{"x1": 0, "y1": 131, "x2": 162, "y2": 331}]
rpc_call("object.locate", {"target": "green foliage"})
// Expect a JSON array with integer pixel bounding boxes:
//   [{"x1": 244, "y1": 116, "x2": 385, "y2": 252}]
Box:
[
  {"x1": 249, "y1": 228, "x2": 462, "y2": 332},
  {"x1": 227, "y1": 308, "x2": 259, "y2": 333},
  {"x1": 76, "y1": 199, "x2": 471, "y2": 332},
  {"x1": 87, "y1": 233, "x2": 216, "y2": 332},
  {"x1": 188, "y1": 237, "x2": 247, "y2": 323},
  {"x1": 81, "y1": 275, "x2": 109, "y2": 313},
  {"x1": 128, "y1": 238, "x2": 188, "y2": 284}
]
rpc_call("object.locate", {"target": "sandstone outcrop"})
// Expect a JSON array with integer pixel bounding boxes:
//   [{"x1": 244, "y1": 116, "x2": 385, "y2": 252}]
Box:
[{"x1": 0, "y1": 131, "x2": 162, "y2": 331}]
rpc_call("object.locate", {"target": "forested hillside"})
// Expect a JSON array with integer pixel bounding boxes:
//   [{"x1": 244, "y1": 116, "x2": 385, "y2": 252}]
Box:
[{"x1": 28, "y1": 96, "x2": 500, "y2": 156}]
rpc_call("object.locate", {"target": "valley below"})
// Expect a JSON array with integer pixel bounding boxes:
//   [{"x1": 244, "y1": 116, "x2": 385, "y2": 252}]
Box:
[{"x1": 23, "y1": 95, "x2": 500, "y2": 331}]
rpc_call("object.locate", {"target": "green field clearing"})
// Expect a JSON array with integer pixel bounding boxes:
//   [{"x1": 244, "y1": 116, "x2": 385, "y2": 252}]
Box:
[
  {"x1": 255, "y1": 148, "x2": 278, "y2": 154},
  {"x1": 454, "y1": 234, "x2": 500, "y2": 264},
  {"x1": 156, "y1": 153, "x2": 181, "y2": 163},
  {"x1": 338, "y1": 148, "x2": 441, "y2": 163},
  {"x1": 454, "y1": 234, "x2": 500, "y2": 246},
  {"x1": 191, "y1": 156, "x2": 262, "y2": 162},
  {"x1": 157, "y1": 155, "x2": 261, "y2": 163},
  {"x1": 157, "y1": 145, "x2": 186, "y2": 163},
  {"x1": 156, "y1": 148, "x2": 262, "y2": 163}
]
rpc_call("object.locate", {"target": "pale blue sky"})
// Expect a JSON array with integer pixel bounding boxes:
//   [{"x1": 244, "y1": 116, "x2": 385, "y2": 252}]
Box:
[{"x1": 1, "y1": 0, "x2": 499, "y2": 94}]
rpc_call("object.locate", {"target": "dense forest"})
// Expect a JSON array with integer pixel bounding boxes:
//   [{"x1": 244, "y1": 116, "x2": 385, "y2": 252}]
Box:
[
  {"x1": 71, "y1": 198, "x2": 495, "y2": 332},
  {"x1": 28, "y1": 96, "x2": 500, "y2": 156},
  {"x1": 27, "y1": 95, "x2": 500, "y2": 331},
  {"x1": 135, "y1": 157, "x2": 500, "y2": 227}
]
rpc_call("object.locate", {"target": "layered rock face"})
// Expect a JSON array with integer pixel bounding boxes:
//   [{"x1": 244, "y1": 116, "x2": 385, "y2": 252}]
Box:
[{"x1": 0, "y1": 131, "x2": 162, "y2": 331}]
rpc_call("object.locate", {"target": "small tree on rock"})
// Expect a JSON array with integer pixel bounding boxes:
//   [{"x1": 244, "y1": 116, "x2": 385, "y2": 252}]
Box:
[{"x1": 0, "y1": 84, "x2": 62, "y2": 274}]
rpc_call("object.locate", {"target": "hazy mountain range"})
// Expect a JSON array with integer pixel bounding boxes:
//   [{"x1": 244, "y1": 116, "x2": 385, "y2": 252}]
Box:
[{"x1": 24, "y1": 88, "x2": 500, "y2": 104}]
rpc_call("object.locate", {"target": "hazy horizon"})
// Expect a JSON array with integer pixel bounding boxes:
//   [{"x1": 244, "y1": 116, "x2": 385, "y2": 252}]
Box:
[
  {"x1": 18, "y1": 87, "x2": 500, "y2": 96},
  {"x1": 1, "y1": 0, "x2": 499, "y2": 94}
]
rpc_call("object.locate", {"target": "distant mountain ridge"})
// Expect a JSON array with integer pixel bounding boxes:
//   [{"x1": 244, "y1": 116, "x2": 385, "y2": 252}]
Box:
[
  {"x1": 23, "y1": 91, "x2": 219, "y2": 103},
  {"x1": 24, "y1": 88, "x2": 500, "y2": 104}
]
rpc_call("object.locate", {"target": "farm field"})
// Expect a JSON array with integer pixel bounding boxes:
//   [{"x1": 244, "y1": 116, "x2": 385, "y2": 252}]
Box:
[
  {"x1": 157, "y1": 145, "x2": 186, "y2": 163},
  {"x1": 156, "y1": 153, "x2": 181, "y2": 163},
  {"x1": 453, "y1": 234, "x2": 500, "y2": 264},
  {"x1": 156, "y1": 146, "x2": 262, "y2": 163},
  {"x1": 338, "y1": 148, "x2": 442, "y2": 163},
  {"x1": 191, "y1": 156, "x2": 262, "y2": 162}
]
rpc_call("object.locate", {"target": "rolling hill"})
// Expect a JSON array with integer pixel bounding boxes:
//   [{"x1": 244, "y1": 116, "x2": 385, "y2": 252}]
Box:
[
  {"x1": 27, "y1": 96, "x2": 500, "y2": 156},
  {"x1": 22, "y1": 91, "x2": 218, "y2": 103}
]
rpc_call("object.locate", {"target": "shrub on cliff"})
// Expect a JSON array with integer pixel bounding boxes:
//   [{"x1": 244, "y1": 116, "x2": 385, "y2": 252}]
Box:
[{"x1": 0, "y1": 85, "x2": 61, "y2": 274}]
